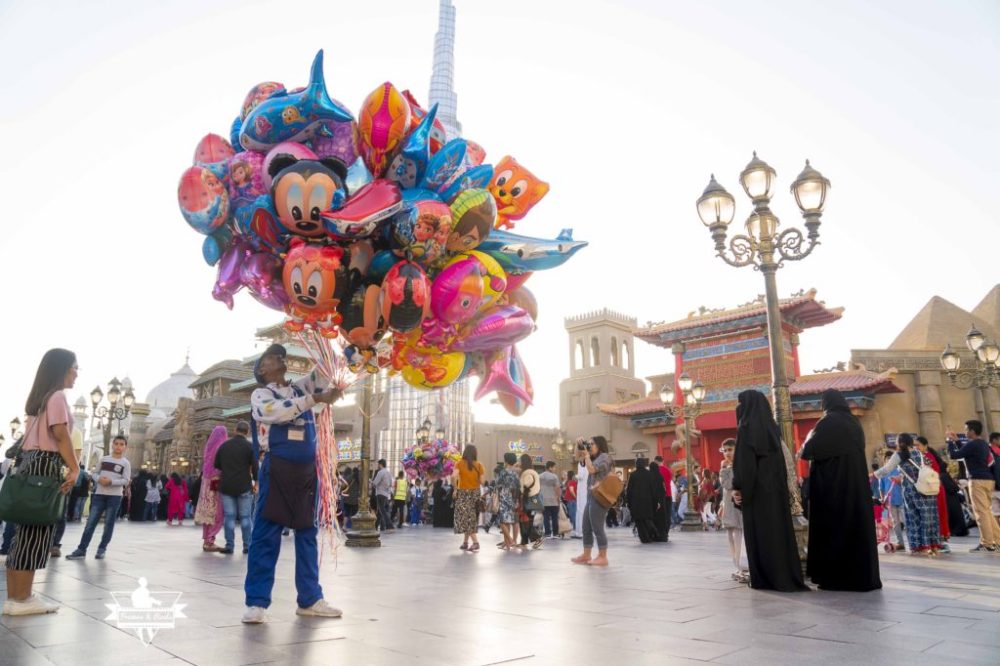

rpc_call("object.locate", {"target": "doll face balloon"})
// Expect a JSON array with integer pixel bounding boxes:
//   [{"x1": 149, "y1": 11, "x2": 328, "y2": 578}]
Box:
[
  {"x1": 227, "y1": 151, "x2": 266, "y2": 211},
  {"x1": 446, "y1": 189, "x2": 496, "y2": 252},
  {"x1": 393, "y1": 199, "x2": 452, "y2": 267},
  {"x1": 430, "y1": 257, "x2": 483, "y2": 325},
  {"x1": 178, "y1": 166, "x2": 230, "y2": 234}
]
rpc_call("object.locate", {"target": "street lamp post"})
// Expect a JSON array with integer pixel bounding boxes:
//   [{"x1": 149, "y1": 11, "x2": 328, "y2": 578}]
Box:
[
  {"x1": 551, "y1": 431, "x2": 570, "y2": 462},
  {"x1": 89, "y1": 377, "x2": 136, "y2": 461},
  {"x1": 940, "y1": 326, "x2": 1000, "y2": 433},
  {"x1": 658, "y1": 373, "x2": 706, "y2": 531},
  {"x1": 697, "y1": 153, "x2": 830, "y2": 521},
  {"x1": 346, "y1": 373, "x2": 381, "y2": 548}
]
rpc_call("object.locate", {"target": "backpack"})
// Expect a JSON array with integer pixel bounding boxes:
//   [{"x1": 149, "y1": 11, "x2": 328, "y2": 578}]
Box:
[{"x1": 904, "y1": 454, "x2": 940, "y2": 497}]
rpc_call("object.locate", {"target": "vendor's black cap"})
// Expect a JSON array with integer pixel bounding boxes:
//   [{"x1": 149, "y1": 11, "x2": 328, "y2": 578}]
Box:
[{"x1": 253, "y1": 344, "x2": 287, "y2": 385}]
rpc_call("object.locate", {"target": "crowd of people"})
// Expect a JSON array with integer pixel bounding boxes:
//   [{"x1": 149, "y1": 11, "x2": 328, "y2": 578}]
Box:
[{"x1": 3, "y1": 347, "x2": 1000, "y2": 620}]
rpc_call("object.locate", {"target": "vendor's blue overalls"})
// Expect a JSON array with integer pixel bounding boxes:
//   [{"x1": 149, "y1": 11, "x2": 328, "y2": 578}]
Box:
[{"x1": 245, "y1": 385, "x2": 322, "y2": 610}]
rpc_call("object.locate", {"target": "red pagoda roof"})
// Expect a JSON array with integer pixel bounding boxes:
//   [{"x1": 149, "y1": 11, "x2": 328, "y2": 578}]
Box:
[
  {"x1": 789, "y1": 369, "x2": 902, "y2": 396},
  {"x1": 598, "y1": 369, "x2": 901, "y2": 419},
  {"x1": 636, "y1": 289, "x2": 843, "y2": 348}
]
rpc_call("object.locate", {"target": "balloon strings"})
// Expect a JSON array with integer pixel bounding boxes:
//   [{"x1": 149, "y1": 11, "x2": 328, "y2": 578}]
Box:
[{"x1": 293, "y1": 330, "x2": 349, "y2": 566}]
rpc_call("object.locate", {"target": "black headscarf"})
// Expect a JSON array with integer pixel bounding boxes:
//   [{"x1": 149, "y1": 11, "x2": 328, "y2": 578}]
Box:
[
  {"x1": 800, "y1": 389, "x2": 864, "y2": 462},
  {"x1": 736, "y1": 390, "x2": 782, "y2": 455}
]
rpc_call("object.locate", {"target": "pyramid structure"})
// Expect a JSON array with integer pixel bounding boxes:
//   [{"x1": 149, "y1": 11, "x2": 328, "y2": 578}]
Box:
[
  {"x1": 889, "y1": 288, "x2": 1000, "y2": 350},
  {"x1": 972, "y1": 284, "x2": 1000, "y2": 332}
]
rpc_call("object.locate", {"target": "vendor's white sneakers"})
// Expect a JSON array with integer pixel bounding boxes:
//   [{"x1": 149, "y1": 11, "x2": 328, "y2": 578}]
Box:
[
  {"x1": 241, "y1": 606, "x2": 267, "y2": 624},
  {"x1": 3, "y1": 594, "x2": 59, "y2": 616},
  {"x1": 296, "y1": 599, "x2": 342, "y2": 618}
]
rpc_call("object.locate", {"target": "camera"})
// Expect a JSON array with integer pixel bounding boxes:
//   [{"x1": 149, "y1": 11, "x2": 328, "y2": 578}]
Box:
[{"x1": 577, "y1": 441, "x2": 589, "y2": 451}]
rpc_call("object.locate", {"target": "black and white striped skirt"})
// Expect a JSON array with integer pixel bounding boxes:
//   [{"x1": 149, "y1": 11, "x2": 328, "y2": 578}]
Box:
[{"x1": 6, "y1": 451, "x2": 64, "y2": 571}]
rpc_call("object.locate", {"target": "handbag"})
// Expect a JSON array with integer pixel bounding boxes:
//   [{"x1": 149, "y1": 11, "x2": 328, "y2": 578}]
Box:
[
  {"x1": 473, "y1": 466, "x2": 486, "y2": 513},
  {"x1": 522, "y1": 471, "x2": 543, "y2": 513},
  {"x1": 0, "y1": 408, "x2": 66, "y2": 526},
  {"x1": 593, "y1": 473, "x2": 624, "y2": 510}
]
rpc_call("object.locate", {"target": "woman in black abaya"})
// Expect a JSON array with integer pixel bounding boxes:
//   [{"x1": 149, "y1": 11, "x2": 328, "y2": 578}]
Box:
[
  {"x1": 648, "y1": 461, "x2": 670, "y2": 542},
  {"x1": 732, "y1": 390, "x2": 808, "y2": 592},
  {"x1": 799, "y1": 389, "x2": 882, "y2": 591},
  {"x1": 625, "y1": 459, "x2": 657, "y2": 543}
]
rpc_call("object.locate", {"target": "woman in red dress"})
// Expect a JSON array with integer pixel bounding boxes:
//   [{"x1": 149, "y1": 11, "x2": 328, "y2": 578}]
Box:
[
  {"x1": 164, "y1": 473, "x2": 189, "y2": 526},
  {"x1": 917, "y1": 437, "x2": 950, "y2": 552}
]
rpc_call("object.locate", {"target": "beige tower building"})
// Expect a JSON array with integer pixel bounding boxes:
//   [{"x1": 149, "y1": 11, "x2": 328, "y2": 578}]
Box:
[{"x1": 559, "y1": 309, "x2": 656, "y2": 461}]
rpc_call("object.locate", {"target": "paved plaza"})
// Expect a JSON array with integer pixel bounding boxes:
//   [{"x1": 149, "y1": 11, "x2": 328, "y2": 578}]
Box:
[{"x1": 1, "y1": 520, "x2": 999, "y2": 665}]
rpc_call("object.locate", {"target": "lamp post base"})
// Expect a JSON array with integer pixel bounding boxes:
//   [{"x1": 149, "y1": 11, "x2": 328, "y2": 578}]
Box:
[
  {"x1": 679, "y1": 508, "x2": 703, "y2": 532},
  {"x1": 792, "y1": 513, "x2": 808, "y2": 572},
  {"x1": 345, "y1": 509, "x2": 381, "y2": 548}
]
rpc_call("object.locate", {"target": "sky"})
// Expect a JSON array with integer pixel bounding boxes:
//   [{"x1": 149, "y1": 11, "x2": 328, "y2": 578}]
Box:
[{"x1": 0, "y1": 0, "x2": 998, "y2": 434}]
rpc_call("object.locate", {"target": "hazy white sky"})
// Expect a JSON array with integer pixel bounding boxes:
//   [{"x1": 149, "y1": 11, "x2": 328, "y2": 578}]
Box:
[{"x1": 1, "y1": 0, "x2": 997, "y2": 432}]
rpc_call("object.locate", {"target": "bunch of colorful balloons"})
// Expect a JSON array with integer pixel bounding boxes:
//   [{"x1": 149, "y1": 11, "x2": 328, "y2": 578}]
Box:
[
  {"x1": 401, "y1": 438, "x2": 462, "y2": 481},
  {"x1": 177, "y1": 51, "x2": 587, "y2": 415}
]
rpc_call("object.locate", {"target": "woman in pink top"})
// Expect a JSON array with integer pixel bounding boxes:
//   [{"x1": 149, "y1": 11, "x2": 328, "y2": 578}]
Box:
[
  {"x1": 194, "y1": 425, "x2": 228, "y2": 551},
  {"x1": 3, "y1": 349, "x2": 81, "y2": 617},
  {"x1": 165, "y1": 473, "x2": 190, "y2": 526}
]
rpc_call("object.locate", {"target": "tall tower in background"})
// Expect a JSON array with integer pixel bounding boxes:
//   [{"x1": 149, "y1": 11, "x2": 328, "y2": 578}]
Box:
[
  {"x1": 429, "y1": 0, "x2": 461, "y2": 138},
  {"x1": 560, "y1": 310, "x2": 652, "y2": 457}
]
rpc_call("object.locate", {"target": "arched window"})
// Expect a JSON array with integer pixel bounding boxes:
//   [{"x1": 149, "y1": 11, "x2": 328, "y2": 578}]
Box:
[
  {"x1": 610, "y1": 336, "x2": 619, "y2": 367},
  {"x1": 575, "y1": 339, "x2": 586, "y2": 369},
  {"x1": 591, "y1": 337, "x2": 600, "y2": 366},
  {"x1": 622, "y1": 341, "x2": 631, "y2": 370}
]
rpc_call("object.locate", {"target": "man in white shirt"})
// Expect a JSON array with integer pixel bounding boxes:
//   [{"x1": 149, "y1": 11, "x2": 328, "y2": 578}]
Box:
[{"x1": 242, "y1": 344, "x2": 342, "y2": 624}]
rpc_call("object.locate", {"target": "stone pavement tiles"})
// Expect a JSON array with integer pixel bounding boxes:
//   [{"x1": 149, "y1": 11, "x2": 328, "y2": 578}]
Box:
[{"x1": 1, "y1": 520, "x2": 999, "y2": 665}]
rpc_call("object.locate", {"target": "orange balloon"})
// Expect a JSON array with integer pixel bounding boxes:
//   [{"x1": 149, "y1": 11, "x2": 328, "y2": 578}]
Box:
[{"x1": 357, "y1": 82, "x2": 411, "y2": 177}]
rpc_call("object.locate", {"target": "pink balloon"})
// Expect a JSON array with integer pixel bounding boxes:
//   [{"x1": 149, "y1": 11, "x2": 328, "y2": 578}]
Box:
[
  {"x1": 453, "y1": 305, "x2": 534, "y2": 352},
  {"x1": 504, "y1": 272, "x2": 532, "y2": 293},
  {"x1": 431, "y1": 258, "x2": 483, "y2": 325},
  {"x1": 474, "y1": 345, "x2": 533, "y2": 405},
  {"x1": 194, "y1": 133, "x2": 236, "y2": 166},
  {"x1": 262, "y1": 142, "x2": 318, "y2": 190}
]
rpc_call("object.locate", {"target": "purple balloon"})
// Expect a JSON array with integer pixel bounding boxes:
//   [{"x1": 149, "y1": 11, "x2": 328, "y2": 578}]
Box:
[
  {"x1": 453, "y1": 305, "x2": 535, "y2": 352},
  {"x1": 310, "y1": 121, "x2": 357, "y2": 165},
  {"x1": 240, "y1": 252, "x2": 281, "y2": 293},
  {"x1": 212, "y1": 240, "x2": 250, "y2": 309},
  {"x1": 247, "y1": 278, "x2": 290, "y2": 310}
]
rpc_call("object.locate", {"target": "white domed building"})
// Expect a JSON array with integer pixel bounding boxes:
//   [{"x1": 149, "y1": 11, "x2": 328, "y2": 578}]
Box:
[{"x1": 146, "y1": 360, "x2": 199, "y2": 420}]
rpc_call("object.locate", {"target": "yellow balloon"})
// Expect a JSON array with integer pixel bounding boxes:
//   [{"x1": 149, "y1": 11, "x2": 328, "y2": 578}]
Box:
[
  {"x1": 400, "y1": 350, "x2": 467, "y2": 390},
  {"x1": 447, "y1": 250, "x2": 507, "y2": 311}
]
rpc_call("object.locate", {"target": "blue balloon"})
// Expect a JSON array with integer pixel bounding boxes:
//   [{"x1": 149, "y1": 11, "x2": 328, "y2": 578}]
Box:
[
  {"x1": 367, "y1": 250, "x2": 402, "y2": 285},
  {"x1": 202, "y1": 235, "x2": 223, "y2": 266},
  {"x1": 420, "y1": 138, "x2": 467, "y2": 192},
  {"x1": 345, "y1": 157, "x2": 374, "y2": 194},
  {"x1": 438, "y1": 163, "x2": 494, "y2": 204},
  {"x1": 239, "y1": 50, "x2": 353, "y2": 151},
  {"x1": 387, "y1": 104, "x2": 438, "y2": 189},
  {"x1": 479, "y1": 228, "x2": 589, "y2": 274},
  {"x1": 229, "y1": 116, "x2": 242, "y2": 152},
  {"x1": 401, "y1": 188, "x2": 441, "y2": 204}
]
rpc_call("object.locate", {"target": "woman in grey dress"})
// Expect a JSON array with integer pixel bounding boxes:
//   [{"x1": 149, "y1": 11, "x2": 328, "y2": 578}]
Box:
[{"x1": 719, "y1": 438, "x2": 747, "y2": 582}]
